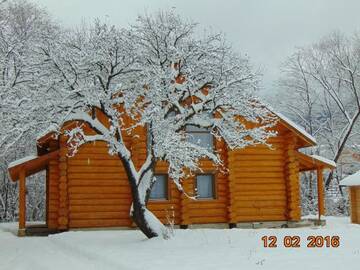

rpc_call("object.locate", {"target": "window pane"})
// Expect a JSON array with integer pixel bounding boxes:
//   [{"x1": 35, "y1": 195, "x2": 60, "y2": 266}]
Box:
[
  {"x1": 196, "y1": 174, "x2": 214, "y2": 199},
  {"x1": 150, "y1": 175, "x2": 168, "y2": 200},
  {"x1": 187, "y1": 132, "x2": 213, "y2": 151}
]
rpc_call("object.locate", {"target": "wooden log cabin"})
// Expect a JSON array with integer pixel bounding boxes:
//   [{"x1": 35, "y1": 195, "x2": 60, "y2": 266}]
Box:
[
  {"x1": 8, "y1": 111, "x2": 335, "y2": 236},
  {"x1": 340, "y1": 172, "x2": 360, "y2": 224}
]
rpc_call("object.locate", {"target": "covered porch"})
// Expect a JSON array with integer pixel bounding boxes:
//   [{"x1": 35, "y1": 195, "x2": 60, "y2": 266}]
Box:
[
  {"x1": 296, "y1": 152, "x2": 336, "y2": 221},
  {"x1": 8, "y1": 150, "x2": 59, "y2": 236}
]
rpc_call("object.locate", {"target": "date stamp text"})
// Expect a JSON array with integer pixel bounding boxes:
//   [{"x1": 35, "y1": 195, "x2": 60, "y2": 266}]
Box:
[{"x1": 261, "y1": 235, "x2": 340, "y2": 248}]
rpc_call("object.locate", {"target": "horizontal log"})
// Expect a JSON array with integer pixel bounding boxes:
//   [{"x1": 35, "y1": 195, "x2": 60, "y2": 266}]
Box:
[
  {"x1": 187, "y1": 203, "x2": 227, "y2": 209},
  {"x1": 234, "y1": 184, "x2": 286, "y2": 192},
  {"x1": 234, "y1": 190, "x2": 286, "y2": 196},
  {"x1": 69, "y1": 199, "x2": 129, "y2": 206},
  {"x1": 189, "y1": 216, "x2": 227, "y2": 224},
  {"x1": 49, "y1": 193, "x2": 59, "y2": 200},
  {"x1": 232, "y1": 160, "x2": 284, "y2": 167},
  {"x1": 69, "y1": 205, "x2": 130, "y2": 212},
  {"x1": 236, "y1": 208, "x2": 286, "y2": 216},
  {"x1": 231, "y1": 155, "x2": 284, "y2": 161},
  {"x1": 68, "y1": 166, "x2": 125, "y2": 173},
  {"x1": 232, "y1": 167, "x2": 284, "y2": 172},
  {"x1": 230, "y1": 172, "x2": 284, "y2": 178},
  {"x1": 231, "y1": 178, "x2": 285, "y2": 184},
  {"x1": 47, "y1": 212, "x2": 58, "y2": 219},
  {"x1": 188, "y1": 198, "x2": 228, "y2": 204},
  {"x1": 68, "y1": 159, "x2": 123, "y2": 166},
  {"x1": 147, "y1": 203, "x2": 180, "y2": 211},
  {"x1": 76, "y1": 148, "x2": 112, "y2": 154},
  {"x1": 70, "y1": 211, "x2": 129, "y2": 220},
  {"x1": 70, "y1": 153, "x2": 118, "y2": 160},
  {"x1": 236, "y1": 200, "x2": 287, "y2": 208},
  {"x1": 69, "y1": 193, "x2": 132, "y2": 200},
  {"x1": 236, "y1": 215, "x2": 286, "y2": 222},
  {"x1": 233, "y1": 195, "x2": 287, "y2": 201},
  {"x1": 69, "y1": 186, "x2": 131, "y2": 194},
  {"x1": 48, "y1": 201, "x2": 58, "y2": 207},
  {"x1": 68, "y1": 180, "x2": 130, "y2": 187},
  {"x1": 68, "y1": 173, "x2": 128, "y2": 180},
  {"x1": 69, "y1": 219, "x2": 132, "y2": 228},
  {"x1": 190, "y1": 208, "x2": 226, "y2": 217}
]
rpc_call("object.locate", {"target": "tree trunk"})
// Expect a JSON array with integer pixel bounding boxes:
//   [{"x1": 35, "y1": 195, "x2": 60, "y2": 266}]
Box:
[
  {"x1": 119, "y1": 156, "x2": 168, "y2": 239},
  {"x1": 325, "y1": 111, "x2": 360, "y2": 188},
  {"x1": 130, "y1": 199, "x2": 168, "y2": 239}
]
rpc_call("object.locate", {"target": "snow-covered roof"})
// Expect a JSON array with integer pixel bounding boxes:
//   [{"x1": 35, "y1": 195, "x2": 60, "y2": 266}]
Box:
[
  {"x1": 340, "y1": 171, "x2": 360, "y2": 186},
  {"x1": 8, "y1": 155, "x2": 37, "y2": 168},
  {"x1": 274, "y1": 111, "x2": 317, "y2": 145},
  {"x1": 310, "y1": 155, "x2": 337, "y2": 168},
  {"x1": 36, "y1": 124, "x2": 58, "y2": 141}
]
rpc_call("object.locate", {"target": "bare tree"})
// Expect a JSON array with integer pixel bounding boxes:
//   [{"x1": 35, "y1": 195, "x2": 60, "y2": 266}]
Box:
[
  {"x1": 0, "y1": 0, "x2": 58, "y2": 222},
  {"x1": 277, "y1": 31, "x2": 360, "y2": 190}
]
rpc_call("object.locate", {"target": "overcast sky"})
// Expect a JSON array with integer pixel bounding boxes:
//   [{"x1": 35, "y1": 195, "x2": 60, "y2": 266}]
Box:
[{"x1": 32, "y1": 0, "x2": 360, "y2": 96}]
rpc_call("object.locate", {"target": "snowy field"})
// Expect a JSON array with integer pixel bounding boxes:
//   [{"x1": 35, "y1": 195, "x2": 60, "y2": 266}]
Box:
[{"x1": 0, "y1": 217, "x2": 359, "y2": 270}]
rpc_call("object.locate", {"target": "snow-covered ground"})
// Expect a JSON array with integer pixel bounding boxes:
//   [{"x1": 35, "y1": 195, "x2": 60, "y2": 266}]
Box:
[{"x1": 0, "y1": 217, "x2": 359, "y2": 270}]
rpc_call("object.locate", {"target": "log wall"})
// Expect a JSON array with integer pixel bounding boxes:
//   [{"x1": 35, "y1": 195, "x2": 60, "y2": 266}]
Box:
[
  {"x1": 227, "y1": 137, "x2": 289, "y2": 222},
  {"x1": 45, "y1": 126, "x2": 302, "y2": 229},
  {"x1": 350, "y1": 186, "x2": 360, "y2": 224}
]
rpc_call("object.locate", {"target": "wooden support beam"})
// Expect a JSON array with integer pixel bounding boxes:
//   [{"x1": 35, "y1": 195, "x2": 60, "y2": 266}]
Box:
[
  {"x1": 58, "y1": 135, "x2": 69, "y2": 230},
  {"x1": 18, "y1": 169, "x2": 26, "y2": 236},
  {"x1": 317, "y1": 168, "x2": 325, "y2": 220},
  {"x1": 284, "y1": 135, "x2": 301, "y2": 221},
  {"x1": 350, "y1": 187, "x2": 357, "y2": 223}
]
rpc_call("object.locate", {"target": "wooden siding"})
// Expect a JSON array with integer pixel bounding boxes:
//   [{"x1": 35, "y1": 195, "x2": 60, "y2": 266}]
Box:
[
  {"x1": 45, "y1": 125, "x2": 303, "y2": 229},
  {"x1": 67, "y1": 141, "x2": 133, "y2": 228},
  {"x1": 228, "y1": 136, "x2": 289, "y2": 222},
  {"x1": 350, "y1": 186, "x2": 360, "y2": 224},
  {"x1": 47, "y1": 158, "x2": 59, "y2": 228},
  {"x1": 47, "y1": 141, "x2": 60, "y2": 229}
]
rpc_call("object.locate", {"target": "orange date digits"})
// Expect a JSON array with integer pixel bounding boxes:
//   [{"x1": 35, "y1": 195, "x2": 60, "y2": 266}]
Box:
[
  {"x1": 307, "y1": 236, "x2": 340, "y2": 248},
  {"x1": 261, "y1": 236, "x2": 277, "y2": 248},
  {"x1": 262, "y1": 235, "x2": 340, "y2": 248}
]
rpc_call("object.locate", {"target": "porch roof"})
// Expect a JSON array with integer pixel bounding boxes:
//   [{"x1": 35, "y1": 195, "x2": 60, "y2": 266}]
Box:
[
  {"x1": 296, "y1": 152, "x2": 336, "y2": 172},
  {"x1": 8, "y1": 150, "x2": 59, "y2": 181}
]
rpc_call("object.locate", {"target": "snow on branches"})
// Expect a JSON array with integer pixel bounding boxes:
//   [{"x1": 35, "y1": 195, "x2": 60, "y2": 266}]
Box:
[{"x1": 2, "y1": 9, "x2": 276, "y2": 238}]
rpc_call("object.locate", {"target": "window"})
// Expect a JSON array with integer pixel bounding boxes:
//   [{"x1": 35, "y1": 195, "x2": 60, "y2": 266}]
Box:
[
  {"x1": 186, "y1": 125, "x2": 213, "y2": 152},
  {"x1": 196, "y1": 174, "x2": 215, "y2": 199},
  {"x1": 150, "y1": 174, "x2": 168, "y2": 200}
]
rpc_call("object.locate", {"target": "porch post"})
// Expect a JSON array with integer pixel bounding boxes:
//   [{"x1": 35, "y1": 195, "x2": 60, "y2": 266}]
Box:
[
  {"x1": 316, "y1": 168, "x2": 325, "y2": 220},
  {"x1": 18, "y1": 169, "x2": 26, "y2": 236}
]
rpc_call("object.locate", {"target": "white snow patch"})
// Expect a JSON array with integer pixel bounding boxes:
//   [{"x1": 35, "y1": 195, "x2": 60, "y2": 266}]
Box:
[
  {"x1": 8, "y1": 155, "x2": 37, "y2": 168},
  {"x1": 310, "y1": 155, "x2": 337, "y2": 168},
  {"x1": 340, "y1": 170, "x2": 360, "y2": 186},
  {"x1": 0, "y1": 217, "x2": 359, "y2": 270},
  {"x1": 36, "y1": 124, "x2": 58, "y2": 140}
]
